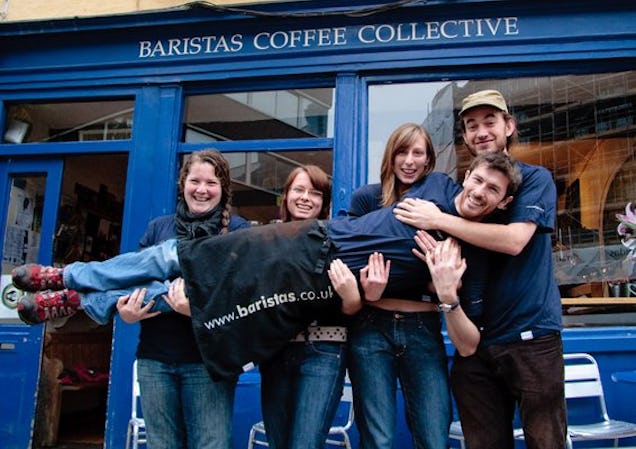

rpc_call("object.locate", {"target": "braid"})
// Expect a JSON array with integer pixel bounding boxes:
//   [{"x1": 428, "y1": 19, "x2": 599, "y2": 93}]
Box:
[{"x1": 220, "y1": 200, "x2": 232, "y2": 235}]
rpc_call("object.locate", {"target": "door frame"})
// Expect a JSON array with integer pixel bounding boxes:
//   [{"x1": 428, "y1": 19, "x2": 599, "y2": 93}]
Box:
[{"x1": 0, "y1": 158, "x2": 63, "y2": 449}]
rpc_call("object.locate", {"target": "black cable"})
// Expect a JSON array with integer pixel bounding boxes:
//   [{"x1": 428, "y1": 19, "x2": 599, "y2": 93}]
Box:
[{"x1": 188, "y1": 0, "x2": 427, "y2": 19}]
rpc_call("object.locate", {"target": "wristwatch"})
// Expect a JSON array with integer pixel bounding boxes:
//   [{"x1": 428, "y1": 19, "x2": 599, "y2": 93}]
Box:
[{"x1": 438, "y1": 300, "x2": 460, "y2": 313}]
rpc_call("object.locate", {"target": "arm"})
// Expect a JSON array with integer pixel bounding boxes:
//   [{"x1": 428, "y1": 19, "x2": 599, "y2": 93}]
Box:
[
  {"x1": 395, "y1": 198, "x2": 536, "y2": 255},
  {"x1": 414, "y1": 232, "x2": 480, "y2": 356}
]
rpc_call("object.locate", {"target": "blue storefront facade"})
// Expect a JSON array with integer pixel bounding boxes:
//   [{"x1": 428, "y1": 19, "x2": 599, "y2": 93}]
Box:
[{"x1": 1, "y1": 1, "x2": 636, "y2": 448}]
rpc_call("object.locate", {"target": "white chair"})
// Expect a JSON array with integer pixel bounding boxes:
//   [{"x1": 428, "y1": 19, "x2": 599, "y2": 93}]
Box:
[
  {"x1": 247, "y1": 371, "x2": 355, "y2": 449},
  {"x1": 448, "y1": 420, "x2": 466, "y2": 449},
  {"x1": 563, "y1": 352, "x2": 636, "y2": 447},
  {"x1": 125, "y1": 360, "x2": 147, "y2": 449}
]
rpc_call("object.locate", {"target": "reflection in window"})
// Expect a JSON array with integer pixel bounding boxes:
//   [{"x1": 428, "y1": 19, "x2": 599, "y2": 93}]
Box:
[
  {"x1": 183, "y1": 88, "x2": 334, "y2": 141},
  {"x1": 3, "y1": 100, "x2": 134, "y2": 143},
  {"x1": 369, "y1": 71, "x2": 636, "y2": 307}
]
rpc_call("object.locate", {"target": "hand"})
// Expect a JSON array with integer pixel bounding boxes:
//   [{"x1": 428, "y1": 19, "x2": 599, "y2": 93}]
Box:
[
  {"x1": 424, "y1": 238, "x2": 466, "y2": 304},
  {"x1": 162, "y1": 278, "x2": 191, "y2": 317},
  {"x1": 413, "y1": 230, "x2": 440, "y2": 262},
  {"x1": 116, "y1": 288, "x2": 161, "y2": 323},
  {"x1": 328, "y1": 258, "x2": 362, "y2": 315},
  {"x1": 360, "y1": 252, "x2": 390, "y2": 302},
  {"x1": 394, "y1": 198, "x2": 443, "y2": 230}
]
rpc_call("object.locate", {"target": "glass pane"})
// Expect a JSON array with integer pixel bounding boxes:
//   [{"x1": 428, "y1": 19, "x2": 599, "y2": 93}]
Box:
[
  {"x1": 3, "y1": 100, "x2": 134, "y2": 143},
  {"x1": 1, "y1": 175, "x2": 45, "y2": 321},
  {"x1": 181, "y1": 149, "x2": 332, "y2": 225},
  {"x1": 54, "y1": 154, "x2": 128, "y2": 264},
  {"x1": 183, "y1": 88, "x2": 334, "y2": 141},
  {"x1": 368, "y1": 71, "x2": 636, "y2": 316}
]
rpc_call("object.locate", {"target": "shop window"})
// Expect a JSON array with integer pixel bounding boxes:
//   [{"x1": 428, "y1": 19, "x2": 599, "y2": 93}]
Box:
[
  {"x1": 368, "y1": 71, "x2": 636, "y2": 324},
  {"x1": 54, "y1": 154, "x2": 127, "y2": 264},
  {"x1": 183, "y1": 88, "x2": 334, "y2": 141},
  {"x1": 3, "y1": 100, "x2": 134, "y2": 143}
]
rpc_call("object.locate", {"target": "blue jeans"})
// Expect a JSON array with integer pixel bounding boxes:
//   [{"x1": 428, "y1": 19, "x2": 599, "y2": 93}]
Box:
[
  {"x1": 63, "y1": 239, "x2": 181, "y2": 323},
  {"x1": 82, "y1": 280, "x2": 174, "y2": 325},
  {"x1": 348, "y1": 306, "x2": 451, "y2": 449},
  {"x1": 136, "y1": 358, "x2": 235, "y2": 449},
  {"x1": 260, "y1": 340, "x2": 347, "y2": 449}
]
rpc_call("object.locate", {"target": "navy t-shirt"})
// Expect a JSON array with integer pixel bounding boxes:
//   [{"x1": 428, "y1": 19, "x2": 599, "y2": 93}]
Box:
[
  {"x1": 136, "y1": 213, "x2": 249, "y2": 364},
  {"x1": 348, "y1": 183, "x2": 383, "y2": 218},
  {"x1": 481, "y1": 162, "x2": 562, "y2": 346},
  {"x1": 329, "y1": 172, "x2": 460, "y2": 299}
]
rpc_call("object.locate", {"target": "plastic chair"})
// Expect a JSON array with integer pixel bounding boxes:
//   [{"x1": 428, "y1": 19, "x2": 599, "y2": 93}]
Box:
[
  {"x1": 247, "y1": 371, "x2": 354, "y2": 449},
  {"x1": 448, "y1": 420, "x2": 466, "y2": 449},
  {"x1": 563, "y1": 352, "x2": 636, "y2": 446},
  {"x1": 125, "y1": 360, "x2": 147, "y2": 449}
]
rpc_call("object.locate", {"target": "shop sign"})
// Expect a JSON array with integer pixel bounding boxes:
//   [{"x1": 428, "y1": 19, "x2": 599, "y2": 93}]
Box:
[{"x1": 138, "y1": 16, "x2": 519, "y2": 59}]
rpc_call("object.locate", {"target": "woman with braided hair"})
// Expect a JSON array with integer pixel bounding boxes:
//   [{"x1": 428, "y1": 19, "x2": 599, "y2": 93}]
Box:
[{"x1": 19, "y1": 149, "x2": 249, "y2": 449}]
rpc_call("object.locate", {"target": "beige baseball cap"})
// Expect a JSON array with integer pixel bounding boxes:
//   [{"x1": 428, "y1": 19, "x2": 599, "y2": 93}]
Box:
[{"x1": 459, "y1": 89, "x2": 509, "y2": 116}]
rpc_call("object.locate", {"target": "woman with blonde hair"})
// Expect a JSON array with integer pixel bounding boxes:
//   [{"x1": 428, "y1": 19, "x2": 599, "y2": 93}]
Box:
[{"x1": 347, "y1": 122, "x2": 451, "y2": 449}]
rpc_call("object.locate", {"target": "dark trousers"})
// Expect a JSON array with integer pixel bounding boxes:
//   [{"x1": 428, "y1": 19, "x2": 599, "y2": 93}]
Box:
[{"x1": 451, "y1": 333, "x2": 567, "y2": 449}]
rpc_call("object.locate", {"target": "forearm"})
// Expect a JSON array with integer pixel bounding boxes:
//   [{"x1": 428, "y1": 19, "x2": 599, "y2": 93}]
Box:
[
  {"x1": 433, "y1": 214, "x2": 528, "y2": 255},
  {"x1": 436, "y1": 279, "x2": 479, "y2": 356},
  {"x1": 444, "y1": 308, "x2": 480, "y2": 356},
  {"x1": 341, "y1": 295, "x2": 363, "y2": 315}
]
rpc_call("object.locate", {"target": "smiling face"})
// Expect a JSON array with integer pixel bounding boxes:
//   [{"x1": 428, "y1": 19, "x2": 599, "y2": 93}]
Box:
[
  {"x1": 455, "y1": 163, "x2": 513, "y2": 221},
  {"x1": 392, "y1": 134, "x2": 431, "y2": 187},
  {"x1": 285, "y1": 171, "x2": 324, "y2": 221},
  {"x1": 461, "y1": 106, "x2": 516, "y2": 156},
  {"x1": 183, "y1": 161, "x2": 223, "y2": 214}
]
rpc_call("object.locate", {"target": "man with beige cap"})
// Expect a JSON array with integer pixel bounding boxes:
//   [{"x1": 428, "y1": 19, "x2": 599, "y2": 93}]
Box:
[{"x1": 395, "y1": 89, "x2": 567, "y2": 449}]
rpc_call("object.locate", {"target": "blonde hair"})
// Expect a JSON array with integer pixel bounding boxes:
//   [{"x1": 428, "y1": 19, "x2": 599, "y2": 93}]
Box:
[
  {"x1": 179, "y1": 149, "x2": 232, "y2": 234},
  {"x1": 379, "y1": 123, "x2": 435, "y2": 208},
  {"x1": 279, "y1": 165, "x2": 331, "y2": 222}
]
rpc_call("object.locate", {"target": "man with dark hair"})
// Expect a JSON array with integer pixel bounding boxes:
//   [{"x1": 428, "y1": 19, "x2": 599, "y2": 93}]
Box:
[{"x1": 395, "y1": 89, "x2": 567, "y2": 449}]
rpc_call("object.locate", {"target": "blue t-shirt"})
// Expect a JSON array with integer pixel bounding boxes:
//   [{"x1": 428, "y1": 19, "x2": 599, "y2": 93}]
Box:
[
  {"x1": 481, "y1": 162, "x2": 562, "y2": 346},
  {"x1": 348, "y1": 183, "x2": 383, "y2": 218},
  {"x1": 137, "y1": 213, "x2": 250, "y2": 364},
  {"x1": 329, "y1": 172, "x2": 460, "y2": 299}
]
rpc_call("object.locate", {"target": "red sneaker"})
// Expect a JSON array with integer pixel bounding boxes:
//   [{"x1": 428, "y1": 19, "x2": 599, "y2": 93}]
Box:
[
  {"x1": 11, "y1": 264, "x2": 65, "y2": 292},
  {"x1": 17, "y1": 289, "x2": 80, "y2": 325}
]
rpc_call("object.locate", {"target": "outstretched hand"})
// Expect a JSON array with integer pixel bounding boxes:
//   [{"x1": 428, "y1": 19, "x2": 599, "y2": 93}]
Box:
[
  {"x1": 422, "y1": 237, "x2": 466, "y2": 303},
  {"x1": 413, "y1": 229, "x2": 439, "y2": 262},
  {"x1": 117, "y1": 288, "x2": 161, "y2": 324},
  {"x1": 163, "y1": 278, "x2": 192, "y2": 317},
  {"x1": 360, "y1": 252, "x2": 390, "y2": 302}
]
